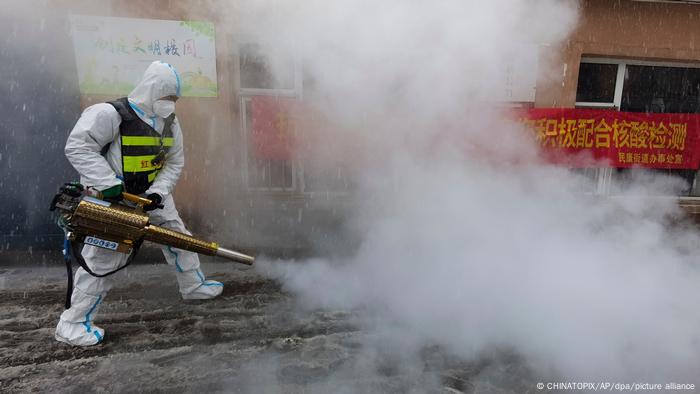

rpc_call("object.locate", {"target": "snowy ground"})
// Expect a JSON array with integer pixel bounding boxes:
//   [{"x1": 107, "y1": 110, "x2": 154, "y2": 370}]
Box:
[{"x1": 0, "y1": 258, "x2": 540, "y2": 393}]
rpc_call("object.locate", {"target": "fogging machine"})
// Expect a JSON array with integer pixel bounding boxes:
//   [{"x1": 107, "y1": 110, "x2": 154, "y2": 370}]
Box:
[{"x1": 50, "y1": 182, "x2": 254, "y2": 307}]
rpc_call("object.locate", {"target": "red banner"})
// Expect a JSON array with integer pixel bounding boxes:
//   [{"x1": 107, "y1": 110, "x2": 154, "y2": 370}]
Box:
[
  {"x1": 251, "y1": 100, "x2": 700, "y2": 170},
  {"x1": 250, "y1": 96, "x2": 300, "y2": 160},
  {"x1": 519, "y1": 108, "x2": 700, "y2": 169},
  {"x1": 250, "y1": 96, "x2": 359, "y2": 163}
]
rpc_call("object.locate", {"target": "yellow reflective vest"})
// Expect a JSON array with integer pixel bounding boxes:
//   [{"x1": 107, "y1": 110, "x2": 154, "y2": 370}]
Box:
[{"x1": 107, "y1": 97, "x2": 175, "y2": 195}]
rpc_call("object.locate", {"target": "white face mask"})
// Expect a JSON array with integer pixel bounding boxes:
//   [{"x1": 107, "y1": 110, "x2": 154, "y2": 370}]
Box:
[{"x1": 153, "y1": 99, "x2": 176, "y2": 118}]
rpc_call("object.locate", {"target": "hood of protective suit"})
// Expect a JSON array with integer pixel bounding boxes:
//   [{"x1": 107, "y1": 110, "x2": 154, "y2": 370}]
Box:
[{"x1": 128, "y1": 61, "x2": 181, "y2": 117}]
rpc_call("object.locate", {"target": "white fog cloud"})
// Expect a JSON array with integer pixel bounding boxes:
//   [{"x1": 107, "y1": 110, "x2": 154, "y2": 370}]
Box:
[{"x1": 235, "y1": 0, "x2": 700, "y2": 381}]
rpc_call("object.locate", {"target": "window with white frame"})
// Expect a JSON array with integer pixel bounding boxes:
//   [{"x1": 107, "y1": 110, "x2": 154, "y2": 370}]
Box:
[
  {"x1": 237, "y1": 44, "x2": 353, "y2": 194},
  {"x1": 300, "y1": 69, "x2": 353, "y2": 195},
  {"x1": 576, "y1": 62, "x2": 622, "y2": 108},
  {"x1": 239, "y1": 43, "x2": 299, "y2": 94},
  {"x1": 575, "y1": 58, "x2": 700, "y2": 196},
  {"x1": 238, "y1": 43, "x2": 300, "y2": 191},
  {"x1": 240, "y1": 97, "x2": 295, "y2": 190},
  {"x1": 297, "y1": 114, "x2": 354, "y2": 194}
]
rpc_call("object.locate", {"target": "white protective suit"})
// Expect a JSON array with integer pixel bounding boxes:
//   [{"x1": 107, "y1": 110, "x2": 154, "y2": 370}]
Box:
[{"x1": 55, "y1": 61, "x2": 223, "y2": 347}]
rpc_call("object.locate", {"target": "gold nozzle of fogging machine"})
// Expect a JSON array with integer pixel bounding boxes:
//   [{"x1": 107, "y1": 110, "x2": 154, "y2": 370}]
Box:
[{"x1": 60, "y1": 192, "x2": 254, "y2": 265}]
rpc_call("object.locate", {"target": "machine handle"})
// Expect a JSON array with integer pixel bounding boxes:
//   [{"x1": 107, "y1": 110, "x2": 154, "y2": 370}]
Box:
[{"x1": 122, "y1": 192, "x2": 154, "y2": 207}]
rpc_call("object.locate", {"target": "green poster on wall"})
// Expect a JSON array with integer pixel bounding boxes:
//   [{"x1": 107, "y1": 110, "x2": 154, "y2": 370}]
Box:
[{"x1": 70, "y1": 15, "x2": 218, "y2": 97}]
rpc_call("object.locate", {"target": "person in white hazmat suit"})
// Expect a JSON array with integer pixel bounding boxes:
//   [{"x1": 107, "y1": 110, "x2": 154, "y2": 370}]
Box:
[{"x1": 55, "y1": 61, "x2": 223, "y2": 347}]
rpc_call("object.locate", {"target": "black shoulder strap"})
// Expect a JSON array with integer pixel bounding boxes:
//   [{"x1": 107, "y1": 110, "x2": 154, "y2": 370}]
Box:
[
  {"x1": 64, "y1": 239, "x2": 142, "y2": 309},
  {"x1": 107, "y1": 97, "x2": 136, "y2": 122},
  {"x1": 101, "y1": 97, "x2": 133, "y2": 155},
  {"x1": 164, "y1": 113, "x2": 176, "y2": 136}
]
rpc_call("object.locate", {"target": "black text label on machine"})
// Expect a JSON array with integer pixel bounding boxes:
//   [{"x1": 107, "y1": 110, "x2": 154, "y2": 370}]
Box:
[{"x1": 84, "y1": 236, "x2": 119, "y2": 251}]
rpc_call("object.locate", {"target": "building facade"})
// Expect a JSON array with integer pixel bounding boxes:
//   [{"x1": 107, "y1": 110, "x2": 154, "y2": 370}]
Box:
[
  {"x1": 538, "y1": 0, "x2": 700, "y2": 196},
  {"x1": 2, "y1": 0, "x2": 699, "y2": 254}
]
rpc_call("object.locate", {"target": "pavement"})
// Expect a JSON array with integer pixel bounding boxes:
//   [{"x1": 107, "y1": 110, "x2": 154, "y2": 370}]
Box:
[{"x1": 0, "y1": 258, "x2": 540, "y2": 393}]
